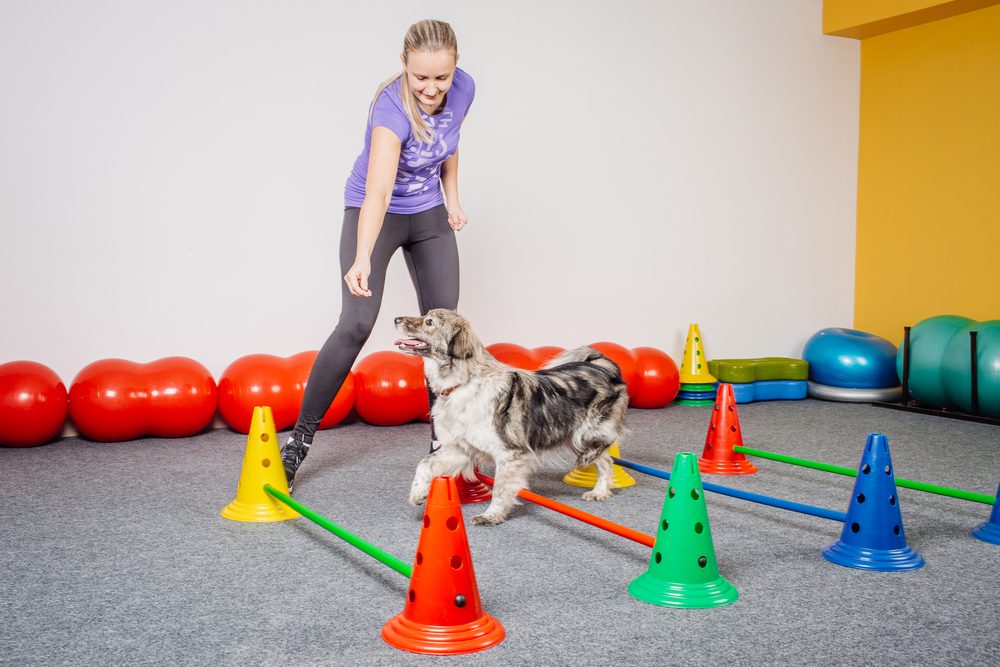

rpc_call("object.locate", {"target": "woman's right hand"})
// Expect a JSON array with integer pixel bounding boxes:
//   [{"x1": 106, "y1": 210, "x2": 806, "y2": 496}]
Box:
[{"x1": 344, "y1": 256, "x2": 373, "y2": 297}]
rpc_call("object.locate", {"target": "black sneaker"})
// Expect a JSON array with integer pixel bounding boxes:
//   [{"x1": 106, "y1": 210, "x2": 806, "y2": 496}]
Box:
[{"x1": 280, "y1": 436, "x2": 310, "y2": 493}]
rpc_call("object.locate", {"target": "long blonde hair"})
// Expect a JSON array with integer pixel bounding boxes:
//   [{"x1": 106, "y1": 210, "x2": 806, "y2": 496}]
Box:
[{"x1": 370, "y1": 19, "x2": 458, "y2": 145}]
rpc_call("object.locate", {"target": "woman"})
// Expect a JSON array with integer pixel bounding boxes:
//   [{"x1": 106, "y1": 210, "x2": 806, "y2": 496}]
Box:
[{"x1": 282, "y1": 19, "x2": 474, "y2": 492}]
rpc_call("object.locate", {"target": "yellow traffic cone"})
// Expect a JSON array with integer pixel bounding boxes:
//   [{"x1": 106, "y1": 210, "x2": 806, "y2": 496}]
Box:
[
  {"x1": 563, "y1": 443, "x2": 636, "y2": 489},
  {"x1": 221, "y1": 406, "x2": 300, "y2": 522},
  {"x1": 679, "y1": 323, "x2": 717, "y2": 385}
]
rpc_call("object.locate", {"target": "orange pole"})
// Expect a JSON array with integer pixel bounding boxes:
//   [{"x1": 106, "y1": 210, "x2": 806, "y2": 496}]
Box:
[{"x1": 474, "y1": 472, "x2": 655, "y2": 548}]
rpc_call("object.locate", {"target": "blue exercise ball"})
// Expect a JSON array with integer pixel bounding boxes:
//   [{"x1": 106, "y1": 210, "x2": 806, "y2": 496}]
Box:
[
  {"x1": 896, "y1": 315, "x2": 973, "y2": 410},
  {"x1": 803, "y1": 328, "x2": 899, "y2": 389}
]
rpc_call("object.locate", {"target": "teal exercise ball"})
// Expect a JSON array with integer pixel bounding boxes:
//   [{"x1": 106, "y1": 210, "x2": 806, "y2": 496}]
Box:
[
  {"x1": 941, "y1": 320, "x2": 1000, "y2": 418},
  {"x1": 896, "y1": 315, "x2": 973, "y2": 409}
]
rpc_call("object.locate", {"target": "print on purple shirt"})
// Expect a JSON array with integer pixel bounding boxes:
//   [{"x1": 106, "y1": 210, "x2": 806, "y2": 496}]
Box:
[{"x1": 344, "y1": 67, "x2": 475, "y2": 215}]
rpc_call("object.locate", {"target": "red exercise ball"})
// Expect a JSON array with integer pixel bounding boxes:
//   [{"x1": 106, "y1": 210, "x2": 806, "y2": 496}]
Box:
[
  {"x1": 486, "y1": 342, "x2": 539, "y2": 370},
  {"x1": 354, "y1": 351, "x2": 428, "y2": 426},
  {"x1": 217, "y1": 352, "x2": 355, "y2": 434},
  {"x1": 0, "y1": 361, "x2": 68, "y2": 447},
  {"x1": 533, "y1": 346, "x2": 566, "y2": 368},
  {"x1": 630, "y1": 347, "x2": 680, "y2": 409},
  {"x1": 69, "y1": 357, "x2": 217, "y2": 442},
  {"x1": 589, "y1": 341, "x2": 639, "y2": 397},
  {"x1": 218, "y1": 354, "x2": 295, "y2": 433}
]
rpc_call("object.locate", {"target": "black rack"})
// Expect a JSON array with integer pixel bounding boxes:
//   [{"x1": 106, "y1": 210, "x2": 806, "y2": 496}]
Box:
[{"x1": 872, "y1": 325, "x2": 1000, "y2": 426}]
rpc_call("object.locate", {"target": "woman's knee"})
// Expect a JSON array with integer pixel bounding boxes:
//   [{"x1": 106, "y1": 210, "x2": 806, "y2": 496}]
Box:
[{"x1": 336, "y1": 315, "x2": 378, "y2": 348}]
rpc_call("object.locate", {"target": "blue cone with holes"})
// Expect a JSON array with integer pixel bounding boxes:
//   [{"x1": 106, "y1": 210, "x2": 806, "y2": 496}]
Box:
[
  {"x1": 823, "y1": 433, "x2": 924, "y2": 571},
  {"x1": 971, "y1": 481, "x2": 1000, "y2": 545},
  {"x1": 628, "y1": 452, "x2": 738, "y2": 608}
]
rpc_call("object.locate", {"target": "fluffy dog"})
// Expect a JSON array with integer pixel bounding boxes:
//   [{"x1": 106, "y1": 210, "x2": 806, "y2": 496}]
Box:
[{"x1": 394, "y1": 308, "x2": 629, "y2": 525}]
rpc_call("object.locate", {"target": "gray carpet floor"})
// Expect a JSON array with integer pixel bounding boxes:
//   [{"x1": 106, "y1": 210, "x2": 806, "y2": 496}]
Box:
[{"x1": 2, "y1": 400, "x2": 998, "y2": 666}]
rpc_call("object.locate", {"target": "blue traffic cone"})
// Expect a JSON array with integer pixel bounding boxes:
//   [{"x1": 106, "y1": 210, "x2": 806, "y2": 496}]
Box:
[
  {"x1": 823, "y1": 433, "x2": 924, "y2": 571},
  {"x1": 971, "y1": 481, "x2": 1000, "y2": 545}
]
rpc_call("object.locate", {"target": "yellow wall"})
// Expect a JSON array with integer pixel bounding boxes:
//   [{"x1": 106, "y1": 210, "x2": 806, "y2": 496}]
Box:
[
  {"x1": 824, "y1": 0, "x2": 1000, "y2": 38},
  {"x1": 852, "y1": 3, "x2": 1000, "y2": 343}
]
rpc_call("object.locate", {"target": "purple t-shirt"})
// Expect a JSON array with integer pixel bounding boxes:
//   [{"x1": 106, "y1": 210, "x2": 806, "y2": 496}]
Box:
[{"x1": 344, "y1": 67, "x2": 475, "y2": 214}]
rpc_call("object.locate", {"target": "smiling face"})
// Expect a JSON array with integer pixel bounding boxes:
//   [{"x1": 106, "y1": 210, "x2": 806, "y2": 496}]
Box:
[
  {"x1": 394, "y1": 308, "x2": 478, "y2": 361},
  {"x1": 402, "y1": 48, "x2": 457, "y2": 113}
]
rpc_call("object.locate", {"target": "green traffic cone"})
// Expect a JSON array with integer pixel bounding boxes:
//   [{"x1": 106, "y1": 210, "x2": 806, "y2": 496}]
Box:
[{"x1": 628, "y1": 452, "x2": 738, "y2": 608}]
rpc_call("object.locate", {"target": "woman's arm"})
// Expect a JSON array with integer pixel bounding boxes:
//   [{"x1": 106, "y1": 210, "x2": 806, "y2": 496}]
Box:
[
  {"x1": 440, "y1": 149, "x2": 467, "y2": 231},
  {"x1": 345, "y1": 126, "x2": 401, "y2": 297}
]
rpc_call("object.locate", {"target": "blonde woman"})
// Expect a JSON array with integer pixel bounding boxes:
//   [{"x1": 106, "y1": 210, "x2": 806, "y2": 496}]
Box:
[{"x1": 282, "y1": 19, "x2": 474, "y2": 491}]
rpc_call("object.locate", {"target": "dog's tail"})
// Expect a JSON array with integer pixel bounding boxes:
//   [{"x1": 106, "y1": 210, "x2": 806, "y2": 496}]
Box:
[{"x1": 543, "y1": 346, "x2": 622, "y2": 376}]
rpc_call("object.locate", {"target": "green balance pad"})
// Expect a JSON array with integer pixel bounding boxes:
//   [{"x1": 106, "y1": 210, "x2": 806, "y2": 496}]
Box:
[{"x1": 707, "y1": 357, "x2": 809, "y2": 383}]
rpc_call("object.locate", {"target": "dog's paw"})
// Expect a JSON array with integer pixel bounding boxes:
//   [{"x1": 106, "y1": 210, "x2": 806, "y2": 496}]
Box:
[
  {"x1": 470, "y1": 512, "x2": 505, "y2": 526},
  {"x1": 582, "y1": 489, "x2": 613, "y2": 501},
  {"x1": 408, "y1": 486, "x2": 429, "y2": 507}
]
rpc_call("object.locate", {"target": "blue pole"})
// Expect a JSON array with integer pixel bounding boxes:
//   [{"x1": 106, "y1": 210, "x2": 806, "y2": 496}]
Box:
[{"x1": 613, "y1": 457, "x2": 847, "y2": 524}]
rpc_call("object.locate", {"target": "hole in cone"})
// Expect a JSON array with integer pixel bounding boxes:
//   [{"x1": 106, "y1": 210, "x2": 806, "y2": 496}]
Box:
[
  {"x1": 893, "y1": 525, "x2": 900, "y2": 535},
  {"x1": 862, "y1": 464, "x2": 871, "y2": 474},
  {"x1": 408, "y1": 589, "x2": 416, "y2": 603},
  {"x1": 416, "y1": 552, "x2": 423, "y2": 565},
  {"x1": 668, "y1": 487, "x2": 675, "y2": 498},
  {"x1": 450, "y1": 555, "x2": 463, "y2": 570},
  {"x1": 423, "y1": 516, "x2": 430, "y2": 528},
  {"x1": 698, "y1": 556, "x2": 707, "y2": 568},
  {"x1": 691, "y1": 489, "x2": 700, "y2": 500},
  {"x1": 454, "y1": 594, "x2": 466, "y2": 608},
  {"x1": 851, "y1": 522, "x2": 860, "y2": 533},
  {"x1": 261, "y1": 433, "x2": 269, "y2": 442},
  {"x1": 730, "y1": 425, "x2": 737, "y2": 432},
  {"x1": 884, "y1": 465, "x2": 892, "y2": 475},
  {"x1": 662, "y1": 520, "x2": 669, "y2": 531},
  {"x1": 654, "y1": 552, "x2": 662, "y2": 564},
  {"x1": 694, "y1": 522, "x2": 704, "y2": 534},
  {"x1": 890, "y1": 495, "x2": 896, "y2": 505},
  {"x1": 446, "y1": 516, "x2": 459, "y2": 531},
  {"x1": 262, "y1": 458, "x2": 270, "y2": 468},
  {"x1": 857, "y1": 493, "x2": 865, "y2": 503}
]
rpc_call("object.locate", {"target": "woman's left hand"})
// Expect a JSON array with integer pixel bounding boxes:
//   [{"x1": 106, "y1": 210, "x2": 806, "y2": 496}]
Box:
[{"x1": 448, "y1": 205, "x2": 468, "y2": 231}]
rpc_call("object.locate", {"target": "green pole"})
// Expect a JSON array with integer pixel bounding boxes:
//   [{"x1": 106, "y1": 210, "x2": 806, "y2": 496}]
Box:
[
  {"x1": 264, "y1": 485, "x2": 413, "y2": 578},
  {"x1": 733, "y1": 446, "x2": 995, "y2": 506}
]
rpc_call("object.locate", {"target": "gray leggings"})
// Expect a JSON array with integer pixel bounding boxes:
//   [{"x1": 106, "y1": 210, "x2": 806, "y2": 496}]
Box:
[{"x1": 293, "y1": 204, "x2": 459, "y2": 442}]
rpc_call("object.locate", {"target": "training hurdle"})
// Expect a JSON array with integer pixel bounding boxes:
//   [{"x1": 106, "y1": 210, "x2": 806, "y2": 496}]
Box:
[
  {"x1": 474, "y1": 472, "x2": 655, "y2": 547},
  {"x1": 264, "y1": 484, "x2": 413, "y2": 578},
  {"x1": 732, "y1": 446, "x2": 996, "y2": 506},
  {"x1": 613, "y1": 457, "x2": 847, "y2": 523}
]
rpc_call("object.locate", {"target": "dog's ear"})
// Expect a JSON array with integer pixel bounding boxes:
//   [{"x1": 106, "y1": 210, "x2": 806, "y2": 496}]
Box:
[{"x1": 448, "y1": 323, "x2": 477, "y2": 360}]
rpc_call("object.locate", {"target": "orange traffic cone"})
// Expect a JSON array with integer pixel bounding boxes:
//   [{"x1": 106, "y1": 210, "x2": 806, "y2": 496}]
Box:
[
  {"x1": 698, "y1": 384, "x2": 757, "y2": 475},
  {"x1": 382, "y1": 477, "x2": 505, "y2": 655}
]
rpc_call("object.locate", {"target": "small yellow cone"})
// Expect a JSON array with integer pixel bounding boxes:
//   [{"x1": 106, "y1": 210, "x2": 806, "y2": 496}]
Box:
[
  {"x1": 563, "y1": 443, "x2": 636, "y2": 489},
  {"x1": 679, "y1": 323, "x2": 717, "y2": 384},
  {"x1": 221, "y1": 406, "x2": 300, "y2": 522}
]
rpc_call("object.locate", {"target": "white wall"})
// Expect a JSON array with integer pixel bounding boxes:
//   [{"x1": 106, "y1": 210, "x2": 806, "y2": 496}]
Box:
[{"x1": 0, "y1": 0, "x2": 859, "y2": 387}]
